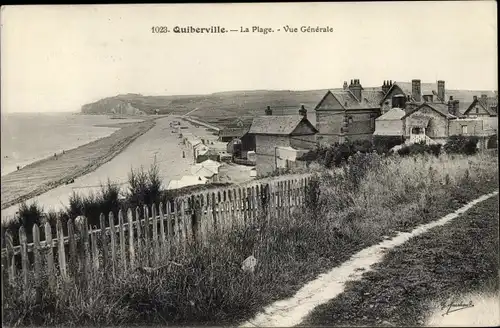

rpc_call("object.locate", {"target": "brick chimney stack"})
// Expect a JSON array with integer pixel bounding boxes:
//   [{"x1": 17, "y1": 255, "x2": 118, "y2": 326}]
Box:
[
  {"x1": 447, "y1": 96, "x2": 460, "y2": 116},
  {"x1": 473, "y1": 95, "x2": 478, "y2": 101},
  {"x1": 265, "y1": 105, "x2": 272, "y2": 116},
  {"x1": 349, "y1": 79, "x2": 363, "y2": 102},
  {"x1": 412, "y1": 79, "x2": 421, "y2": 102},
  {"x1": 481, "y1": 94, "x2": 488, "y2": 101},
  {"x1": 382, "y1": 80, "x2": 390, "y2": 94},
  {"x1": 299, "y1": 104, "x2": 307, "y2": 117},
  {"x1": 343, "y1": 81, "x2": 348, "y2": 90},
  {"x1": 437, "y1": 80, "x2": 445, "y2": 102}
]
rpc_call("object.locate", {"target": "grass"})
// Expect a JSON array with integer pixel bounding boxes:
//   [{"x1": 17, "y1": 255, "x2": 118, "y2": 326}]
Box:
[
  {"x1": 2, "y1": 152, "x2": 498, "y2": 326},
  {"x1": 1, "y1": 118, "x2": 157, "y2": 210},
  {"x1": 300, "y1": 194, "x2": 499, "y2": 327}
]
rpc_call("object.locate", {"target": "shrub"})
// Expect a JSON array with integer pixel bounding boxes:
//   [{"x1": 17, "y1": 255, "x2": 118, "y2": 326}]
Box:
[
  {"x1": 1, "y1": 201, "x2": 45, "y2": 245},
  {"x1": 373, "y1": 135, "x2": 405, "y2": 154},
  {"x1": 487, "y1": 134, "x2": 497, "y2": 149},
  {"x1": 66, "y1": 179, "x2": 122, "y2": 226},
  {"x1": 397, "y1": 142, "x2": 441, "y2": 157},
  {"x1": 444, "y1": 135, "x2": 479, "y2": 155},
  {"x1": 127, "y1": 160, "x2": 165, "y2": 209}
]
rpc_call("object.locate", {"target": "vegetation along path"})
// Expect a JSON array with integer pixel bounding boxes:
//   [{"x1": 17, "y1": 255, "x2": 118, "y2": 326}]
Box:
[{"x1": 240, "y1": 190, "x2": 499, "y2": 327}]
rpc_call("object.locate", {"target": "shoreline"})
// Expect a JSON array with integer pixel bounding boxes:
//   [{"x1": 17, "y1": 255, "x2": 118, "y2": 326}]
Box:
[{"x1": 1, "y1": 116, "x2": 160, "y2": 210}]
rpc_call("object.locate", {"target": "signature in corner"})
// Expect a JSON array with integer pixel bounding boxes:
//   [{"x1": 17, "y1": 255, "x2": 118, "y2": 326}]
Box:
[{"x1": 440, "y1": 299, "x2": 474, "y2": 316}]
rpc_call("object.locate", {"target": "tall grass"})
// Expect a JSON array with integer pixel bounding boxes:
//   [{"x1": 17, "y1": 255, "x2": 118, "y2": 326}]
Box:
[{"x1": 3, "y1": 151, "x2": 498, "y2": 326}]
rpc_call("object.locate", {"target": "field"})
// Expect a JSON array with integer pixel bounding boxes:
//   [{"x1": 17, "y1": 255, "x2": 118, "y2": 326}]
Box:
[{"x1": 1, "y1": 118, "x2": 157, "y2": 211}]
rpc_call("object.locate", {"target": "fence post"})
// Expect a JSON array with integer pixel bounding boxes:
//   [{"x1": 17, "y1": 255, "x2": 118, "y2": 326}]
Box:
[
  {"x1": 67, "y1": 219, "x2": 78, "y2": 279},
  {"x1": 44, "y1": 222, "x2": 56, "y2": 291},
  {"x1": 90, "y1": 226, "x2": 99, "y2": 274},
  {"x1": 19, "y1": 227, "x2": 29, "y2": 293},
  {"x1": 32, "y1": 224, "x2": 42, "y2": 302},
  {"x1": 159, "y1": 202, "x2": 166, "y2": 257},
  {"x1": 118, "y1": 210, "x2": 127, "y2": 271},
  {"x1": 143, "y1": 205, "x2": 151, "y2": 267},
  {"x1": 180, "y1": 198, "x2": 188, "y2": 253},
  {"x1": 164, "y1": 201, "x2": 172, "y2": 257},
  {"x1": 108, "y1": 212, "x2": 117, "y2": 278},
  {"x1": 56, "y1": 218, "x2": 68, "y2": 281},
  {"x1": 76, "y1": 216, "x2": 89, "y2": 292},
  {"x1": 127, "y1": 208, "x2": 136, "y2": 270},
  {"x1": 135, "y1": 207, "x2": 143, "y2": 268},
  {"x1": 5, "y1": 230, "x2": 15, "y2": 285},
  {"x1": 99, "y1": 213, "x2": 108, "y2": 277},
  {"x1": 152, "y1": 203, "x2": 159, "y2": 265}
]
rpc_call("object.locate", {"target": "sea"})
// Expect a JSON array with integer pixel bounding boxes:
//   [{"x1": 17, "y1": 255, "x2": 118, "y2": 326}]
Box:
[{"x1": 1, "y1": 112, "x2": 141, "y2": 176}]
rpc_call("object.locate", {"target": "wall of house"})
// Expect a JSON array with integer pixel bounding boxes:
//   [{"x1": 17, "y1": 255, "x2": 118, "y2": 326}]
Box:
[
  {"x1": 315, "y1": 92, "x2": 344, "y2": 137},
  {"x1": 255, "y1": 135, "x2": 291, "y2": 176},
  {"x1": 290, "y1": 134, "x2": 317, "y2": 149},
  {"x1": 345, "y1": 110, "x2": 378, "y2": 138},
  {"x1": 449, "y1": 119, "x2": 486, "y2": 136},
  {"x1": 241, "y1": 134, "x2": 256, "y2": 152},
  {"x1": 404, "y1": 106, "x2": 448, "y2": 139},
  {"x1": 374, "y1": 119, "x2": 404, "y2": 136}
]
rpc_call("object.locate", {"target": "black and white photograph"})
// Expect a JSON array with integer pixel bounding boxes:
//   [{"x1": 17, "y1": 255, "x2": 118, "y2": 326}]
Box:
[{"x1": 1, "y1": 2, "x2": 498, "y2": 326}]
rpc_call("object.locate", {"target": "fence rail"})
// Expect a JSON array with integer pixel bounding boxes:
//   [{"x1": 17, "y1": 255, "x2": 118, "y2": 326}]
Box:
[{"x1": 1, "y1": 174, "x2": 314, "y2": 297}]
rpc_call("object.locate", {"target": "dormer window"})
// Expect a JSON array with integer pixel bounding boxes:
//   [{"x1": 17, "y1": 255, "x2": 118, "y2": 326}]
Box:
[{"x1": 348, "y1": 116, "x2": 353, "y2": 124}]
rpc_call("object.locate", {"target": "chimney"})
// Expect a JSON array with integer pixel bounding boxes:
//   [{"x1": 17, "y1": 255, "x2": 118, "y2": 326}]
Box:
[
  {"x1": 473, "y1": 95, "x2": 478, "y2": 101},
  {"x1": 343, "y1": 81, "x2": 348, "y2": 90},
  {"x1": 349, "y1": 78, "x2": 363, "y2": 102},
  {"x1": 447, "y1": 96, "x2": 459, "y2": 116},
  {"x1": 437, "y1": 80, "x2": 445, "y2": 102},
  {"x1": 481, "y1": 94, "x2": 488, "y2": 100},
  {"x1": 265, "y1": 105, "x2": 272, "y2": 116},
  {"x1": 382, "y1": 80, "x2": 390, "y2": 94},
  {"x1": 412, "y1": 79, "x2": 421, "y2": 102},
  {"x1": 299, "y1": 104, "x2": 307, "y2": 117}
]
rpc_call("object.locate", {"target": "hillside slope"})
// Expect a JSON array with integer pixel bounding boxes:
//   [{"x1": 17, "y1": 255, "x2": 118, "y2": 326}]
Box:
[{"x1": 81, "y1": 90, "x2": 329, "y2": 124}]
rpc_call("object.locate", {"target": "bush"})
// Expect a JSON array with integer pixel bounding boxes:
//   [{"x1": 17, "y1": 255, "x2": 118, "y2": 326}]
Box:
[
  {"x1": 444, "y1": 135, "x2": 479, "y2": 155},
  {"x1": 66, "y1": 179, "x2": 122, "y2": 227},
  {"x1": 1, "y1": 201, "x2": 45, "y2": 245},
  {"x1": 127, "y1": 160, "x2": 165, "y2": 209},
  {"x1": 487, "y1": 135, "x2": 497, "y2": 149},
  {"x1": 397, "y1": 142, "x2": 441, "y2": 157},
  {"x1": 373, "y1": 135, "x2": 405, "y2": 154}
]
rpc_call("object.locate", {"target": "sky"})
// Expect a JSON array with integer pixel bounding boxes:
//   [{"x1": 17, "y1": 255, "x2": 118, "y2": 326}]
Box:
[{"x1": 1, "y1": 2, "x2": 498, "y2": 113}]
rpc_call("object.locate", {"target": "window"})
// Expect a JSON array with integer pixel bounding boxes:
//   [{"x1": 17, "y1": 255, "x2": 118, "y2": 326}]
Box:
[
  {"x1": 461, "y1": 125, "x2": 468, "y2": 134},
  {"x1": 476, "y1": 107, "x2": 479, "y2": 114},
  {"x1": 348, "y1": 116, "x2": 354, "y2": 124}
]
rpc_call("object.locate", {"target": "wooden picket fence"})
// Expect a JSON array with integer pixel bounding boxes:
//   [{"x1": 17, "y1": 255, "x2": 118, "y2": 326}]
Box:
[{"x1": 1, "y1": 174, "x2": 315, "y2": 298}]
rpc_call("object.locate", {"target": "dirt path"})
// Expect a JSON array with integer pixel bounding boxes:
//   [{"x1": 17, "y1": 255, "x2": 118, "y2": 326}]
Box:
[{"x1": 239, "y1": 190, "x2": 499, "y2": 327}]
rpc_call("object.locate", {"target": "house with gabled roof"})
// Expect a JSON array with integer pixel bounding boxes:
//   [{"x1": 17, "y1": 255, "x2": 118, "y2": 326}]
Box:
[
  {"x1": 463, "y1": 95, "x2": 498, "y2": 117},
  {"x1": 401, "y1": 102, "x2": 456, "y2": 144},
  {"x1": 314, "y1": 79, "x2": 383, "y2": 144},
  {"x1": 249, "y1": 106, "x2": 318, "y2": 176}
]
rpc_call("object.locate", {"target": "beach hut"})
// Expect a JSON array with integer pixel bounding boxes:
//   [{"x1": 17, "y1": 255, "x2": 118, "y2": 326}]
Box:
[{"x1": 167, "y1": 175, "x2": 208, "y2": 190}]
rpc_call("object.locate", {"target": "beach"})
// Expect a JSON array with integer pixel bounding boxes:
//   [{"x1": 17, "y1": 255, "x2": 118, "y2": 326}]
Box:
[
  {"x1": 1, "y1": 115, "x2": 235, "y2": 221},
  {"x1": 1, "y1": 116, "x2": 156, "y2": 213}
]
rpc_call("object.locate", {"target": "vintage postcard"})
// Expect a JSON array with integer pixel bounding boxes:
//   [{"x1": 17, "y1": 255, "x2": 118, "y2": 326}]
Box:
[{"x1": 1, "y1": 2, "x2": 498, "y2": 327}]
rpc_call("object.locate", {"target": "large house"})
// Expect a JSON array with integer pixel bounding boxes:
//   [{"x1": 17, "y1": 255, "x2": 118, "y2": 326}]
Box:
[
  {"x1": 315, "y1": 78, "x2": 497, "y2": 145},
  {"x1": 249, "y1": 106, "x2": 318, "y2": 176},
  {"x1": 374, "y1": 101, "x2": 497, "y2": 149}
]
